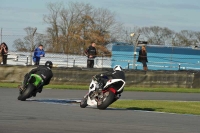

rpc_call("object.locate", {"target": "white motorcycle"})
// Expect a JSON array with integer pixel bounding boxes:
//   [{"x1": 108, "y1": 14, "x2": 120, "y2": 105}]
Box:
[{"x1": 80, "y1": 76, "x2": 126, "y2": 110}]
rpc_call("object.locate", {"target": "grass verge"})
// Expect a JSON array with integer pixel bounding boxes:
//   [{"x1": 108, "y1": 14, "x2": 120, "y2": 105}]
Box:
[
  {"x1": 1, "y1": 82, "x2": 200, "y2": 93},
  {"x1": 110, "y1": 100, "x2": 200, "y2": 115}
]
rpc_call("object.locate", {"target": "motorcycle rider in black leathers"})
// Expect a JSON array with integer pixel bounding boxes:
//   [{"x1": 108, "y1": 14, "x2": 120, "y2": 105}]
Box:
[
  {"x1": 94, "y1": 65, "x2": 125, "y2": 93},
  {"x1": 21, "y1": 61, "x2": 53, "y2": 96}
]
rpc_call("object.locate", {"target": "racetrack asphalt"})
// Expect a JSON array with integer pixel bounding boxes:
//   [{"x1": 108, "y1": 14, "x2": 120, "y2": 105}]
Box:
[{"x1": 0, "y1": 88, "x2": 200, "y2": 133}]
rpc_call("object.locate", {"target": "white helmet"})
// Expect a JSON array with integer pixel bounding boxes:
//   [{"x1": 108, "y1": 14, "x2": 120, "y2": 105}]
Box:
[{"x1": 113, "y1": 65, "x2": 122, "y2": 71}]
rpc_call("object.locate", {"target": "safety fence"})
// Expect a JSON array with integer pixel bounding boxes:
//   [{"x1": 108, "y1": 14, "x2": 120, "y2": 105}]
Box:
[
  {"x1": 1, "y1": 30, "x2": 200, "y2": 70},
  {"x1": 4, "y1": 51, "x2": 200, "y2": 71},
  {"x1": 6, "y1": 52, "x2": 111, "y2": 68}
]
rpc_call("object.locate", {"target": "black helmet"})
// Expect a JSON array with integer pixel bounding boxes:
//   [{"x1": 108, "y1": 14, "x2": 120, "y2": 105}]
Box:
[{"x1": 45, "y1": 61, "x2": 53, "y2": 68}]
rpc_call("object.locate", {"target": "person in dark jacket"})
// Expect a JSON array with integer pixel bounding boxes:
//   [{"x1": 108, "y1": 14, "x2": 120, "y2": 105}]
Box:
[
  {"x1": 137, "y1": 45, "x2": 148, "y2": 71},
  {"x1": 1, "y1": 42, "x2": 8, "y2": 65},
  {"x1": 33, "y1": 44, "x2": 45, "y2": 65},
  {"x1": 94, "y1": 65, "x2": 125, "y2": 92},
  {"x1": 85, "y1": 42, "x2": 97, "y2": 68},
  {"x1": 21, "y1": 61, "x2": 53, "y2": 96}
]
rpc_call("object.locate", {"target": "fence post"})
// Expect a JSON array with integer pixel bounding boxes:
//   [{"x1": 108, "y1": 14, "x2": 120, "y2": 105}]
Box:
[
  {"x1": 73, "y1": 58, "x2": 75, "y2": 67},
  {"x1": 26, "y1": 56, "x2": 29, "y2": 65},
  {"x1": 15, "y1": 56, "x2": 18, "y2": 61},
  {"x1": 0, "y1": 28, "x2": 2, "y2": 43},
  {"x1": 128, "y1": 62, "x2": 130, "y2": 69},
  {"x1": 101, "y1": 53, "x2": 103, "y2": 68}
]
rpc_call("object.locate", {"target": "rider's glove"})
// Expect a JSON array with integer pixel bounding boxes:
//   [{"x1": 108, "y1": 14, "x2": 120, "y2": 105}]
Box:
[
  {"x1": 93, "y1": 75, "x2": 102, "y2": 82},
  {"x1": 93, "y1": 75, "x2": 98, "y2": 81}
]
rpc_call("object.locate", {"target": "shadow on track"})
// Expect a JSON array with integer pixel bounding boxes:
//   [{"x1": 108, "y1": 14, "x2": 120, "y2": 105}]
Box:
[{"x1": 28, "y1": 98, "x2": 162, "y2": 112}]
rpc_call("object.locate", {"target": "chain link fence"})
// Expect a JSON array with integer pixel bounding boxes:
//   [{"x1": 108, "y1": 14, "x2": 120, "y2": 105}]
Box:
[
  {"x1": 6, "y1": 51, "x2": 111, "y2": 68},
  {"x1": 0, "y1": 28, "x2": 111, "y2": 68}
]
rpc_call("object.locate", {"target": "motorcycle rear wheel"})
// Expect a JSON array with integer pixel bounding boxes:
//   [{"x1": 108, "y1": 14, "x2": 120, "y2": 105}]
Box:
[
  {"x1": 97, "y1": 90, "x2": 115, "y2": 110},
  {"x1": 18, "y1": 84, "x2": 35, "y2": 101}
]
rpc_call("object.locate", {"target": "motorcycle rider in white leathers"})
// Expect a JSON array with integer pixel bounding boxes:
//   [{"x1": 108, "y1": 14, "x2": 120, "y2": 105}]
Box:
[{"x1": 94, "y1": 65, "x2": 125, "y2": 93}]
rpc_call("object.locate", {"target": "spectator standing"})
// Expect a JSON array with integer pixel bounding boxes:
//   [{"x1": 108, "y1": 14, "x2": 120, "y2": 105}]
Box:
[
  {"x1": 85, "y1": 42, "x2": 97, "y2": 68},
  {"x1": 0, "y1": 42, "x2": 8, "y2": 65},
  {"x1": 137, "y1": 45, "x2": 148, "y2": 71},
  {"x1": 33, "y1": 44, "x2": 45, "y2": 65}
]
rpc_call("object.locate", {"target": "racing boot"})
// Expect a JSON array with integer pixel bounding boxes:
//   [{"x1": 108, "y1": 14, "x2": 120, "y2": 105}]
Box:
[
  {"x1": 116, "y1": 94, "x2": 121, "y2": 99},
  {"x1": 18, "y1": 85, "x2": 23, "y2": 91},
  {"x1": 32, "y1": 93, "x2": 37, "y2": 97},
  {"x1": 37, "y1": 87, "x2": 43, "y2": 93},
  {"x1": 18, "y1": 83, "x2": 26, "y2": 93},
  {"x1": 37, "y1": 84, "x2": 43, "y2": 93},
  {"x1": 32, "y1": 90, "x2": 37, "y2": 97}
]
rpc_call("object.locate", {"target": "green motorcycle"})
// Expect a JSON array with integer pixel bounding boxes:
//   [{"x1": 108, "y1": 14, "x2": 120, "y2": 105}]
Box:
[{"x1": 18, "y1": 74, "x2": 44, "y2": 101}]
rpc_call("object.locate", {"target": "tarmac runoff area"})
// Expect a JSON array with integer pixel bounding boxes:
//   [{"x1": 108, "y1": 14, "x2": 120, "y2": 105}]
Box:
[{"x1": 0, "y1": 88, "x2": 200, "y2": 133}]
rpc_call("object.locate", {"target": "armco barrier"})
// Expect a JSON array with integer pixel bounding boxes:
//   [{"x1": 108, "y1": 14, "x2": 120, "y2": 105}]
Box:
[{"x1": 0, "y1": 65, "x2": 199, "y2": 88}]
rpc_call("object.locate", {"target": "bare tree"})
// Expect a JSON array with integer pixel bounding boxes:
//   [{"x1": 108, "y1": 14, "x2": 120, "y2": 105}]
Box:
[
  {"x1": 59, "y1": 2, "x2": 94, "y2": 54},
  {"x1": 138, "y1": 26, "x2": 175, "y2": 45},
  {"x1": 195, "y1": 32, "x2": 200, "y2": 44},
  {"x1": 43, "y1": 1, "x2": 121, "y2": 55},
  {"x1": 13, "y1": 27, "x2": 45, "y2": 51},
  {"x1": 13, "y1": 38, "x2": 26, "y2": 51},
  {"x1": 174, "y1": 30, "x2": 198, "y2": 46},
  {"x1": 44, "y1": 2, "x2": 63, "y2": 52}
]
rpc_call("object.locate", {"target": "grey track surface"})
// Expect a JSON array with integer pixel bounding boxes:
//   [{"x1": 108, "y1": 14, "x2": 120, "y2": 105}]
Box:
[{"x1": 0, "y1": 88, "x2": 200, "y2": 133}]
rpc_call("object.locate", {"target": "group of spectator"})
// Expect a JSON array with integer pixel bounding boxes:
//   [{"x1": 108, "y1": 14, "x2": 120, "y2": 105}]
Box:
[
  {"x1": 1, "y1": 41, "x2": 148, "y2": 71},
  {"x1": 0, "y1": 42, "x2": 45, "y2": 66},
  {"x1": 32, "y1": 42, "x2": 97, "y2": 67},
  {"x1": 37, "y1": 41, "x2": 147, "y2": 70},
  {"x1": 84, "y1": 41, "x2": 149, "y2": 70},
  {"x1": 32, "y1": 42, "x2": 97, "y2": 68}
]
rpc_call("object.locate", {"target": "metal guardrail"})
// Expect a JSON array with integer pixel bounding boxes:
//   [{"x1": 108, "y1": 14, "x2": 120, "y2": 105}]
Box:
[
  {"x1": 6, "y1": 52, "x2": 200, "y2": 70},
  {"x1": 6, "y1": 52, "x2": 111, "y2": 68},
  {"x1": 125, "y1": 61, "x2": 200, "y2": 70}
]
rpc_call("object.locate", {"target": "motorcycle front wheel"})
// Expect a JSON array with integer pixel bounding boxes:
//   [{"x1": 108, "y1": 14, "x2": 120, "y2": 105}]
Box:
[
  {"x1": 97, "y1": 90, "x2": 115, "y2": 110},
  {"x1": 80, "y1": 95, "x2": 88, "y2": 108}
]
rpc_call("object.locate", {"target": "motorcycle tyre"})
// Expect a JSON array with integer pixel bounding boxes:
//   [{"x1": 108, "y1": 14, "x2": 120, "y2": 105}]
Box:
[
  {"x1": 18, "y1": 84, "x2": 35, "y2": 101},
  {"x1": 97, "y1": 90, "x2": 115, "y2": 110},
  {"x1": 80, "y1": 95, "x2": 88, "y2": 108}
]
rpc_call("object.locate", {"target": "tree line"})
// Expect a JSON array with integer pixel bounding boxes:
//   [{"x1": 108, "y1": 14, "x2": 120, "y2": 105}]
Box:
[{"x1": 13, "y1": 1, "x2": 200, "y2": 55}]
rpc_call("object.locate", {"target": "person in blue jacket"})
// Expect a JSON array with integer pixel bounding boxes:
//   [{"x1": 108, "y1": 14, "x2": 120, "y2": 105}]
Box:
[{"x1": 33, "y1": 44, "x2": 45, "y2": 65}]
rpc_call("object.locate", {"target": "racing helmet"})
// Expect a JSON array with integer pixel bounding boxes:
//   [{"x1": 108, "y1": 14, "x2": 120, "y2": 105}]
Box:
[
  {"x1": 45, "y1": 61, "x2": 53, "y2": 68},
  {"x1": 113, "y1": 65, "x2": 122, "y2": 71}
]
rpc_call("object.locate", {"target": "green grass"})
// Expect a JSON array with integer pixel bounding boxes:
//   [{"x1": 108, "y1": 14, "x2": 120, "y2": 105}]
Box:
[
  {"x1": 124, "y1": 87, "x2": 200, "y2": 93},
  {"x1": 0, "y1": 82, "x2": 20, "y2": 88},
  {"x1": 110, "y1": 100, "x2": 200, "y2": 115},
  {"x1": 47, "y1": 85, "x2": 200, "y2": 93},
  {"x1": 0, "y1": 83, "x2": 87, "y2": 90},
  {"x1": 1, "y1": 82, "x2": 200, "y2": 93}
]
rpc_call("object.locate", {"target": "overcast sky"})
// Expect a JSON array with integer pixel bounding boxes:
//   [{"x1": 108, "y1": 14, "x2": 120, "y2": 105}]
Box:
[{"x1": 1, "y1": 0, "x2": 200, "y2": 33}]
